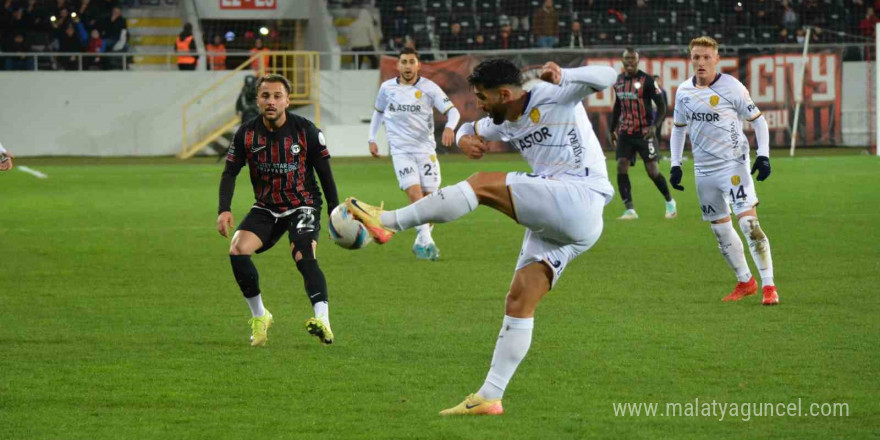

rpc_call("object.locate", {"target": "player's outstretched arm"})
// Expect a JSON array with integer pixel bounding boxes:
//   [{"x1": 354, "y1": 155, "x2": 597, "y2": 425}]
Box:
[
  {"x1": 314, "y1": 157, "x2": 340, "y2": 216},
  {"x1": 543, "y1": 62, "x2": 617, "y2": 103},
  {"x1": 368, "y1": 109, "x2": 384, "y2": 158},
  {"x1": 647, "y1": 82, "x2": 668, "y2": 141},
  {"x1": 669, "y1": 124, "x2": 687, "y2": 191},
  {"x1": 441, "y1": 107, "x2": 461, "y2": 147},
  {"x1": 750, "y1": 116, "x2": 771, "y2": 181},
  {"x1": 218, "y1": 129, "x2": 246, "y2": 237},
  {"x1": 455, "y1": 122, "x2": 487, "y2": 159}
]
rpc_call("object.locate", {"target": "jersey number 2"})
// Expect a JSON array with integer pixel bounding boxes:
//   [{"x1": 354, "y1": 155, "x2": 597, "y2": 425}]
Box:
[{"x1": 423, "y1": 164, "x2": 435, "y2": 177}]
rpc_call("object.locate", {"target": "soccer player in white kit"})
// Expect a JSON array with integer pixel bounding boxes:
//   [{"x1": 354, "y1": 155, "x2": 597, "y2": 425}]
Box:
[
  {"x1": 348, "y1": 58, "x2": 617, "y2": 415},
  {"x1": 668, "y1": 37, "x2": 779, "y2": 306},
  {"x1": 368, "y1": 47, "x2": 461, "y2": 261},
  {"x1": 0, "y1": 141, "x2": 13, "y2": 171}
]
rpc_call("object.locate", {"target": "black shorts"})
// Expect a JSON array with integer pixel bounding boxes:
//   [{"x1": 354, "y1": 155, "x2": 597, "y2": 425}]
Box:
[
  {"x1": 237, "y1": 206, "x2": 321, "y2": 254},
  {"x1": 616, "y1": 134, "x2": 658, "y2": 164}
]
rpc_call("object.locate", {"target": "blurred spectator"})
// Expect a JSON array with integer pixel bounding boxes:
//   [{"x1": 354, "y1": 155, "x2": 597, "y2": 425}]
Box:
[
  {"x1": 348, "y1": 8, "x2": 380, "y2": 69},
  {"x1": 566, "y1": 20, "x2": 585, "y2": 48},
  {"x1": 860, "y1": 6, "x2": 879, "y2": 36},
  {"x1": 9, "y1": 7, "x2": 31, "y2": 38},
  {"x1": 501, "y1": 0, "x2": 530, "y2": 31},
  {"x1": 175, "y1": 23, "x2": 196, "y2": 70},
  {"x1": 532, "y1": 0, "x2": 558, "y2": 48},
  {"x1": 57, "y1": 22, "x2": 85, "y2": 70},
  {"x1": 389, "y1": 5, "x2": 407, "y2": 41},
  {"x1": 441, "y1": 22, "x2": 467, "y2": 54},
  {"x1": 206, "y1": 34, "x2": 226, "y2": 71},
  {"x1": 102, "y1": 6, "x2": 127, "y2": 69},
  {"x1": 728, "y1": 1, "x2": 751, "y2": 27},
  {"x1": 802, "y1": 0, "x2": 824, "y2": 27},
  {"x1": 627, "y1": 0, "x2": 651, "y2": 33},
  {"x1": 472, "y1": 33, "x2": 490, "y2": 50},
  {"x1": 86, "y1": 28, "x2": 104, "y2": 69},
  {"x1": 753, "y1": 0, "x2": 777, "y2": 27},
  {"x1": 249, "y1": 37, "x2": 269, "y2": 72},
  {"x1": 497, "y1": 24, "x2": 516, "y2": 50},
  {"x1": 3, "y1": 33, "x2": 34, "y2": 71},
  {"x1": 76, "y1": 0, "x2": 101, "y2": 33},
  {"x1": 25, "y1": 0, "x2": 48, "y2": 33},
  {"x1": 781, "y1": 2, "x2": 798, "y2": 32},
  {"x1": 236, "y1": 75, "x2": 260, "y2": 123}
]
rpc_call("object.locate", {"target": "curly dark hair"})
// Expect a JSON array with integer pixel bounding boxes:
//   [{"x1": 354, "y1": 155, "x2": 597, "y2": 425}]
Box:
[{"x1": 467, "y1": 58, "x2": 522, "y2": 90}]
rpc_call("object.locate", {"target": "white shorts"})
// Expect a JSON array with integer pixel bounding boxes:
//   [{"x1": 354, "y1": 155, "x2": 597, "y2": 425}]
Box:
[
  {"x1": 391, "y1": 153, "x2": 441, "y2": 192},
  {"x1": 695, "y1": 163, "x2": 759, "y2": 222},
  {"x1": 506, "y1": 172, "x2": 607, "y2": 287}
]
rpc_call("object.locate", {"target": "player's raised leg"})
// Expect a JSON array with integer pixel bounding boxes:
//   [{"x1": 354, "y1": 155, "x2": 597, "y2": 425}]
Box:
[
  {"x1": 439, "y1": 262, "x2": 550, "y2": 416},
  {"x1": 229, "y1": 229, "x2": 274, "y2": 347},
  {"x1": 737, "y1": 210, "x2": 778, "y2": 305},
  {"x1": 345, "y1": 171, "x2": 512, "y2": 242}
]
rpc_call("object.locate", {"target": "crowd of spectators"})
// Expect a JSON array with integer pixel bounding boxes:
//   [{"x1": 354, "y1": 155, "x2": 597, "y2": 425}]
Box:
[
  {"x1": 367, "y1": 0, "x2": 880, "y2": 54},
  {"x1": 1, "y1": 0, "x2": 128, "y2": 70}
]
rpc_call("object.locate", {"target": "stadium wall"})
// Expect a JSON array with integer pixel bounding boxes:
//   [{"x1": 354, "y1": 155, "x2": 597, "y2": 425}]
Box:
[{"x1": 0, "y1": 71, "x2": 248, "y2": 157}]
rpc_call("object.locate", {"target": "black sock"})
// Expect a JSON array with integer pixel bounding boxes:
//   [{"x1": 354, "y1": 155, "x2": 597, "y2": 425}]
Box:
[
  {"x1": 617, "y1": 173, "x2": 633, "y2": 210},
  {"x1": 230, "y1": 255, "x2": 261, "y2": 298},
  {"x1": 652, "y1": 173, "x2": 672, "y2": 202},
  {"x1": 295, "y1": 259, "x2": 328, "y2": 305}
]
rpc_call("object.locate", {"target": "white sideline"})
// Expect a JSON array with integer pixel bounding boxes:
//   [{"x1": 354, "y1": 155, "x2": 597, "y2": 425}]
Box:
[{"x1": 17, "y1": 166, "x2": 48, "y2": 179}]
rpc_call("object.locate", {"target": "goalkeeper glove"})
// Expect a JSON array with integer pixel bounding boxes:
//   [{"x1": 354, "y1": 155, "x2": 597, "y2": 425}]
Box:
[
  {"x1": 669, "y1": 166, "x2": 685, "y2": 191},
  {"x1": 751, "y1": 156, "x2": 771, "y2": 181}
]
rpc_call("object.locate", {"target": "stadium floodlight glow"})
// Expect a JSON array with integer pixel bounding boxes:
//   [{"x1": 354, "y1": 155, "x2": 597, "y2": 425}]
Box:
[
  {"x1": 259, "y1": 27, "x2": 269, "y2": 36},
  {"x1": 50, "y1": 15, "x2": 56, "y2": 22},
  {"x1": 71, "y1": 12, "x2": 77, "y2": 18}
]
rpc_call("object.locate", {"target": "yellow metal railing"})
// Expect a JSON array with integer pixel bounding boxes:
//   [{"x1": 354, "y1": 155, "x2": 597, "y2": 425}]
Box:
[{"x1": 180, "y1": 51, "x2": 320, "y2": 159}]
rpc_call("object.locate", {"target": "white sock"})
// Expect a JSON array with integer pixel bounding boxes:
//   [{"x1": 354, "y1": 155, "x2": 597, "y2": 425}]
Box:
[
  {"x1": 380, "y1": 181, "x2": 478, "y2": 231},
  {"x1": 313, "y1": 301, "x2": 330, "y2": 327},
  {"x1": 710, "y1": 221, "x2": 752, "y2": 283},
  {"x1": 245, "y1": 294, "x2": 266, "y2": 318},
  {"x1": 738, "y1": 216, "x2": 774, "y2": 287},
  {"x1": 415, "y1": 224, "x2": 431, "y2": 243},
  {"x1": 477, "y1": 315, "x2": 534, "y2": 401}
]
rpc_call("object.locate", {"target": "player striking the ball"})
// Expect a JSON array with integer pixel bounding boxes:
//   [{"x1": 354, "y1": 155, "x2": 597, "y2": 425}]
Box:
[
  {"x1": 348, "y1": 59, "x2": 617, "y2": 415},
  {"x1": 368, "y1": 47, "x2": 461, "y2": 261},
  {"x1": 669, "y1": 36, "x2": 779, "y2": 305},
  {"x1": 217, "y1": 74, "x2": 340, "y2": 346}
]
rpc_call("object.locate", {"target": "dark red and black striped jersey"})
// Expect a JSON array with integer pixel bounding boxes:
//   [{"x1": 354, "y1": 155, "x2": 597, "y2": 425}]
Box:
[
  {"x1": 225, "y1": 112, "x2": 331, "y2": 214},
  {"x1": 612, "y1": 70, "x2": 662, "y2": 135}
]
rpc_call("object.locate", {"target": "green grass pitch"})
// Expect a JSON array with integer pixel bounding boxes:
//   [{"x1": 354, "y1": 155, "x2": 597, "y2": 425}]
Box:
[{"x1": 1, "y1": 152, "x2": 878, "y2": 439}]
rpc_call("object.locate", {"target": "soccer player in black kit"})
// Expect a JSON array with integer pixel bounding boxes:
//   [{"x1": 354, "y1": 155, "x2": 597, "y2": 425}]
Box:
[
  {"x1": 610, "y1": 48, "x2": 676, "y2": 220},
  {"x1": 216, "y1": 74, "x2": 339, "y2": 347}
]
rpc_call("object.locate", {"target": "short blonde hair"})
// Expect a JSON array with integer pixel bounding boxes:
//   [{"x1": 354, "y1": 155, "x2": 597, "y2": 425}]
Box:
[{"x1": 688, "y1": 36, "x2": 719, "y2": 53}]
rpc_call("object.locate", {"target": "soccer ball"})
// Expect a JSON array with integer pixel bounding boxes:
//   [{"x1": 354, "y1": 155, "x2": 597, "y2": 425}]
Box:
[{"x1": 328, "y1": 205, "x2": 372, "y2": 249}]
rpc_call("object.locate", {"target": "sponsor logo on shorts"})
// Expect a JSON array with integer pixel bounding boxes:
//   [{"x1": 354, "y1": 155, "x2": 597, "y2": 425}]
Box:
[
  {"x1": 398, "y1": 166, "x2": 415, "y2": 177},
  {"x1": 701, "y1": 205, "x2": 717, "y2": 215},
  {"x1": 731, "y1": 175, "x2": 741, "y2": 186}
]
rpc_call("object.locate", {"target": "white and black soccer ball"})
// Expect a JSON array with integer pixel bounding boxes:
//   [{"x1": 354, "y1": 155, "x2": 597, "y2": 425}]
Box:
[{"x1": 328, "y1": 205, "x2": 372, "y2": 250}]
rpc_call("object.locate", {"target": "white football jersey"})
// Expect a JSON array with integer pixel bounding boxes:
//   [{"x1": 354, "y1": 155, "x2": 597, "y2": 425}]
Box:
[
  {"x1": 470, "y1": 76, "x2": 614, "y2": 199},
  {"x1": 374, "y1": 76, "x2": 454, "y2": 154},
  {"x1": 673, "y1": 73, "x2": 762, "y2": 176}
]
